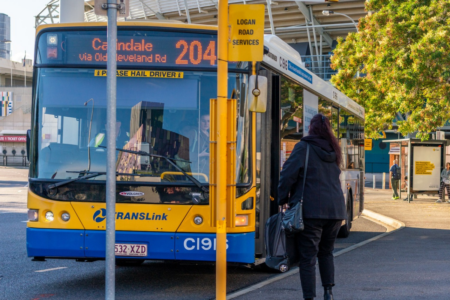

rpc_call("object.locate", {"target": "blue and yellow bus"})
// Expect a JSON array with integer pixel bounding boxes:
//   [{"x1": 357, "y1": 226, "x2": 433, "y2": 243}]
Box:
[{"x1": 27, "y1": 22, "x2": 364, "y2": 267}]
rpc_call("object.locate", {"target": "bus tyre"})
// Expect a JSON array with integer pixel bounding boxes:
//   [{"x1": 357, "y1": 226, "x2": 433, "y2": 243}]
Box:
[
  {"x1": 338, "y1": 195, "x2": 352, "y2": 238},
  {"x1": 115, "y1": 258, "x2": 145, "y2": 266}
]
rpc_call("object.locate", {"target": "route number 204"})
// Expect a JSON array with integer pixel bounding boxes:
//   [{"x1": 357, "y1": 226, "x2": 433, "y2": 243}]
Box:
[{"x1": 176, "y1": 40, "x2": 216, "y2": 66}]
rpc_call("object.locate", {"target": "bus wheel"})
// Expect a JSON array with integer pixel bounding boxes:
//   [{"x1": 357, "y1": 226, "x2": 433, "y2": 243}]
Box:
[
  {"x1": 338, "y1": 194, "x2": 352, "y2": 238},
  {"x1": 115, "y1": 259, "x2": 145, "y2": 266}
]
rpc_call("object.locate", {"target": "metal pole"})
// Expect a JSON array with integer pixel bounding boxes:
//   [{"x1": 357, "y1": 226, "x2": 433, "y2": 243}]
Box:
[
  {"x1": 407, "y1": 141, "x2": 411, "y2": 203},
  {"x1": 319, "y1": 34, "x2": 323, "y2": 78},
  {"x1": 373, "y1": 174, "x2": 375, "y2": 189},
  {"x1": 304, "y1": 20, "x2": 314, "y2": 73},
  {"x1": 10, "y1": 49, "x2": 12, "y2": 87},
  {"x1": 399, "y1": 148, "x2": 402, "y2": 199},
  {"x1": 333, "y1": 12, "x2": 358, "y2": 32},
  {"x1": 266, "y1": 0, "x2": 275, "y2": 34},
  {"x1": 309, "y1": 6, "x2": 320, "y2": 73},
  {"x1": 105, "y1": 0, "x2": 117, "y2": 299},
  {"x1": 183, "y1": 0, "x2": 191, "y2": 23},
  {"x1": 216, "y1": 0, "x2": 228, "y2": 299},
  {"x1": 382, "y1": 172, "x2": 386, "y2": 190}
]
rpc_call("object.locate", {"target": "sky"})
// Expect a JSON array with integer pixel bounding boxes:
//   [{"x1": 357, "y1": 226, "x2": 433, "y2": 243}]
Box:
[{"x1": 1, "y1": 0, "x2": 53, "y2": 62}]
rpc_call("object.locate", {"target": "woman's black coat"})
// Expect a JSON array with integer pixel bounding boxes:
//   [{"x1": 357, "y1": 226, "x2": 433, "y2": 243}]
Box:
[{"x1": 278, "y1": 136, "x2": 346, "y2": 220}]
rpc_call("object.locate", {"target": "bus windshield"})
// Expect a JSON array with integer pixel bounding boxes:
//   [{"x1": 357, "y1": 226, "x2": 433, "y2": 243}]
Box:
[{"x1": 34, "y1": 68, "x2": 250, "y2": 184}]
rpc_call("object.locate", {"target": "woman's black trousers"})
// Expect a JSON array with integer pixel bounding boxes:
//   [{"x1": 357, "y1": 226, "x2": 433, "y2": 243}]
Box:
[{"x1": 296, "y1": 219, "x2": 342, "y2": 298}]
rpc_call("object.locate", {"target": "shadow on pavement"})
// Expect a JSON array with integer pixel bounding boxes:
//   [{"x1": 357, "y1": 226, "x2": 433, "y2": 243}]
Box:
[{"x1": 0, "y1": 180, "x2": 28, "y2": 188}]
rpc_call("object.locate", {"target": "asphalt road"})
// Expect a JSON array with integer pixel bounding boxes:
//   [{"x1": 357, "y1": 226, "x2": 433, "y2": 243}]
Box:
[
  {"x1": 0, "y1": 168, "x2": 386, "y2": 300},
  {"x1": 238, "y1": 190, "x2": 450, "y2": 300}
]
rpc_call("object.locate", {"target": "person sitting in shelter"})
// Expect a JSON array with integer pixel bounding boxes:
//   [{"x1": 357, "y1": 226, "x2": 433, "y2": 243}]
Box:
[{"x1": 437, "y1": 163, "x2": 450, "y2": 203}]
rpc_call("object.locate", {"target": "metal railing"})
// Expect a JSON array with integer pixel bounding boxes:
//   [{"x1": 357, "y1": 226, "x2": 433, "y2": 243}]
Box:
[
  {"x1": 302, "y1": 54, "x2": 337, "y2": 81},
  {"x1": 0, "y1": 155, "x2": 29, "y2": 167}
]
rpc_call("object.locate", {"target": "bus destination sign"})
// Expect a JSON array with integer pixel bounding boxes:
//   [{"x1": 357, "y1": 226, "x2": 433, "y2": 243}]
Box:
[{"x1": 38, "y1": 31, "x2": 220, "y2": 68}]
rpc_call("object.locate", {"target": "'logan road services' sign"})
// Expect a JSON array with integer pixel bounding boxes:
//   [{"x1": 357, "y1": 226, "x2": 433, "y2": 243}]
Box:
[{"x1": 228, "y1": 4, "x2": 265, "y2": 62}]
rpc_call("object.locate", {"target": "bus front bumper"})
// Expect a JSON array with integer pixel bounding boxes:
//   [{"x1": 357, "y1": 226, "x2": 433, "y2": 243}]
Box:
[{"x1": 26, "y1": 228, "x2": 255, "y2": 264}]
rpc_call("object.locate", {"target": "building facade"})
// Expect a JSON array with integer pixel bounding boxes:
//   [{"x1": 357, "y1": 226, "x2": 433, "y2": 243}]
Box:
[
  {"x1": 0, "y1": 13, "x2": 11, "y2": 60},
  {"x1": 0, "y1": 87, "x2": 32, "y2": 166}
]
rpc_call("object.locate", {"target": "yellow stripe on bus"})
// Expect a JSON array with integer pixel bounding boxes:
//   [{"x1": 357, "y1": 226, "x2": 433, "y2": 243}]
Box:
[{"x1": 94, "y1": 70, "x2": 184, "y2": 78}]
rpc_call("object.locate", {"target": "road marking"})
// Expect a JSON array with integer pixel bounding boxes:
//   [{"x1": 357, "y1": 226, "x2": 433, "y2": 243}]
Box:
[
  {"x1": 225, "y1": 210, "x2": 405, "y2": 300},
  {"x1": 35, "y1": 267, "x2": 67, "y2": 273}
]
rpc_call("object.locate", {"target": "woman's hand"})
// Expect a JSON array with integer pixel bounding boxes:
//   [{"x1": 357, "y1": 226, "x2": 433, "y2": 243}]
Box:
[{"x1": 281, "y1": 203, "x2": 290, "y2": 212}]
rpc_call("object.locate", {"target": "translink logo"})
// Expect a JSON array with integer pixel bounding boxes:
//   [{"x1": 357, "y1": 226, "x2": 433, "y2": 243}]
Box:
[{"x1": 93, "y1": 209, "x2": 168, "y2": 223}]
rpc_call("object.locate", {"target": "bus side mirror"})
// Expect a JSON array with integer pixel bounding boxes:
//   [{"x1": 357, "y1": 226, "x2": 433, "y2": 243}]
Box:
[
  {"x1": 26, "y1": 129, "x2": 31, "y2": 161},
  {"x1": 248, "y1": 75, "x2": 268, "y2": 113}
]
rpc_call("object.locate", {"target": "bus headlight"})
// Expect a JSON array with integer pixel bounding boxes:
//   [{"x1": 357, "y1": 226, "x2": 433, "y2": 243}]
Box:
[
  {"x1": 194, "y1": 216, "x2": 203, "y2": 225},
  {"x1": 61, "y1": 212, "x2": 70, "y2": 222},
  {"x1": 28, "y1": 209, "x2": 38, "y2": 222},
  {"x1": 235, "y1": 215, "x2": 249, "y2": 226},
  {"x1": 45, "y1": 211, "x2": 54, "y2": 222}
]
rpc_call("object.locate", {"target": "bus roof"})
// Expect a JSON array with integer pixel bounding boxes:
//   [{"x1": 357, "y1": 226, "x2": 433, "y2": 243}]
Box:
[{"x1": 263, "y1": 34, "x2": 364, "y2": 119}]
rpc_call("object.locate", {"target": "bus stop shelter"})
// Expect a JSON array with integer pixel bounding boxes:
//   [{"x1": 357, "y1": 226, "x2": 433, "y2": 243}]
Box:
[{"x1": 382, "y1": 138, "x2": 448, "y2": 202}]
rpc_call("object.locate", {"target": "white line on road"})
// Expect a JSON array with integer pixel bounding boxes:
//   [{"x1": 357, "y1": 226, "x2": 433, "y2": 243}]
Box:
[{"x1": 35, "y1": 267, "x2": 67, "y2": 273}]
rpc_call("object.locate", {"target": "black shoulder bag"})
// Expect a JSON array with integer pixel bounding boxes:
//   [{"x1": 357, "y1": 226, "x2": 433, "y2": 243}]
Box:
[{"x1": 282, "y1": 143, "x2": 310, "y2": 234}]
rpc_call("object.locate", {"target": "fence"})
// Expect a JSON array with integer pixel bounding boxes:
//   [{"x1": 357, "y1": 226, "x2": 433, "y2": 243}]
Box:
[
  {"x1": 365, "y1": 172, "x2": 390, "y2": 189},
  {"x1": 0, "y1": 154, "x2": 29, "y2": 167},
  {"x1": 302, "y1": 54, "x2": 337, "y2": 81}
]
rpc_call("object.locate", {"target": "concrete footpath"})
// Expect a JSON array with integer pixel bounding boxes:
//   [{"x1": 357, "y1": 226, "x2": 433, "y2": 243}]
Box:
[{"x1": 235, "y1": 189, "x2": 450, "y2": 300}]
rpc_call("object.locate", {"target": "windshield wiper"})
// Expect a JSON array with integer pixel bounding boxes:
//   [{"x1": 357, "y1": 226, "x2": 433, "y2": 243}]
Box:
[
  {"x1": 47, "y1": 172, "x2": 104, "y2": 190},
  {"x1": 104, "y1": 146, "x2": 209, "y2": 194},
  {"x1": 47, "y1": 171, "x2": 155, "y2": 190}
]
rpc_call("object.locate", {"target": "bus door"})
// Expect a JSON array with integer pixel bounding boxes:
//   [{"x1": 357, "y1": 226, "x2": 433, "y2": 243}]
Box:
[
  {"x1": 254, "y1": 69, "x2": 275, "y2": 257},
  {"x1": 254, "y1": 73, "x2": 305, "y2": 257}
]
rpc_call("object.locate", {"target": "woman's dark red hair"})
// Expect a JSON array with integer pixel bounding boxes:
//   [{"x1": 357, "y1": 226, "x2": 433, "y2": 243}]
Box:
[{"x1": 308, "y1": 114, "x2": 342, "y2": 167}]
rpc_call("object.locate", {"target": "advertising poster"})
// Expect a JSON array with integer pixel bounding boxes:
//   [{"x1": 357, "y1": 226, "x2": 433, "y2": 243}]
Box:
[
  {"x1": 303, "y1": 90, "x2": 318, "y2": 136},
  {"x1": 0, "y1": 91, "x2": 13, "y2": 116},
  {"x1": 413, "y1": 146, "x2": 441, "y2": 191}
]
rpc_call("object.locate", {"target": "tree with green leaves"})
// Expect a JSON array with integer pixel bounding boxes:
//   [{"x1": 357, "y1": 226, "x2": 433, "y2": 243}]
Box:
[{"x1": 331, "y1": 0, "x2": 450, "y2": 140}]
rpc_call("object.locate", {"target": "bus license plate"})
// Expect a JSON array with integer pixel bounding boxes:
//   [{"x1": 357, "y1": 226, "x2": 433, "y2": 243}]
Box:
[{"x1": 115, "y1": 243, "x2": 147, "y2": 257}]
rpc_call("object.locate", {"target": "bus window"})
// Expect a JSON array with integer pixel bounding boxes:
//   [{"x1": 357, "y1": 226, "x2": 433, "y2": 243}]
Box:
[
  {"x1": 35, "y1": 69, "x2": 251, "y2": 183},
  {"x1": 280, "y1": 77, "x2": 303, "y2": 167},
  {"x1": 339, "y1": 109, "x2": 364, "y2": 170},
  {"x1": 318, "y1": 98, "x2": 339, "y2": 137}
]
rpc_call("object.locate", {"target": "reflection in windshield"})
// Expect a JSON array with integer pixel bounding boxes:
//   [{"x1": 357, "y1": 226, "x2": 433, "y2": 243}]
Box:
[{"x1": 35, "y1": 69, "x2": 250, "y2": 184}]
